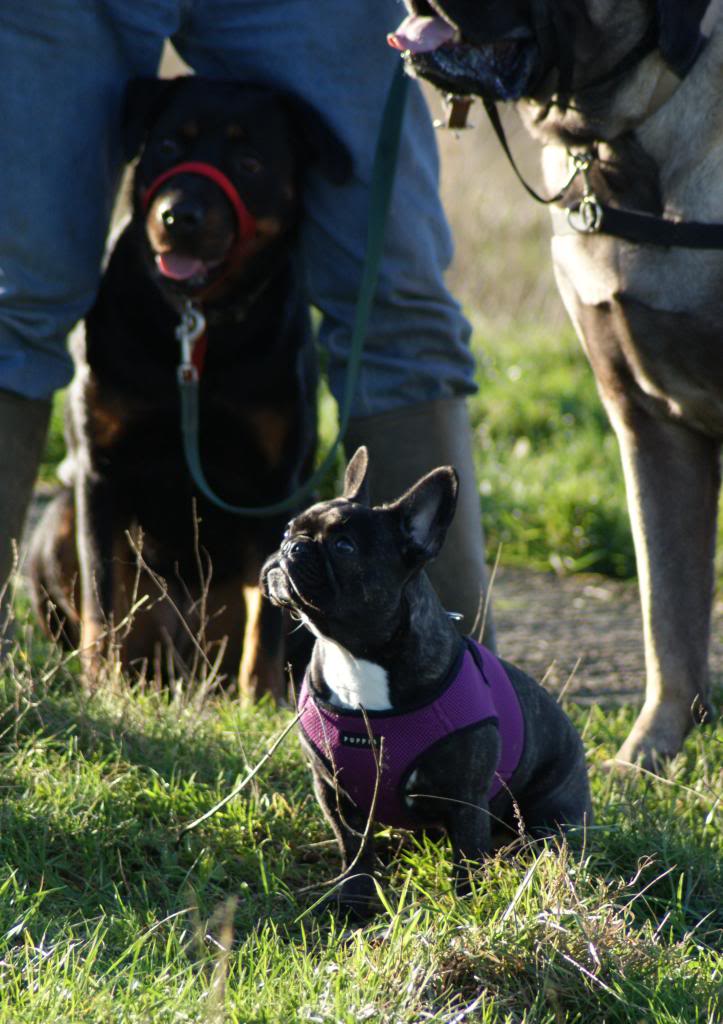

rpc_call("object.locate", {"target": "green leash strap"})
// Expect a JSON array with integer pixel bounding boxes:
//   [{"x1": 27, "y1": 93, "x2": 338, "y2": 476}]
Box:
[{"x1": 178, "y1": 63, "x2": 410, "y2": 518}]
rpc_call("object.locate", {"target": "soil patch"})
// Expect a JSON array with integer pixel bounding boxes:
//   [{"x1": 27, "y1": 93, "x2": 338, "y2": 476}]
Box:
[{"x1": 492, "y1": 565, "x2": 723, "y2": 706}]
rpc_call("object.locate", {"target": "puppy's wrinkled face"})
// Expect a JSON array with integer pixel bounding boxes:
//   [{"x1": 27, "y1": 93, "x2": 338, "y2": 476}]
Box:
[
  {"x1": 130, "y1": 79, "x2": 300, "y2": 298},
  {"x1": 261, "y1": 447, "x2": 459, "y2": 656},
  {"x1": 262, "y1": 498, "x2": 410, "y2": 653}
]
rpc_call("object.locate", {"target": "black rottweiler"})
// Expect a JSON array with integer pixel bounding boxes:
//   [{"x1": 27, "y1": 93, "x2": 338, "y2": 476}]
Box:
[{"x1": 28, "y1": 76, "x2": 349, "y2": 699}]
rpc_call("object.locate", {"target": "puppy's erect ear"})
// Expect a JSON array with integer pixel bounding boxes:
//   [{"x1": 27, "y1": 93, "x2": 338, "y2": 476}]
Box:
[
  {"x1": 122, "y1": 76, "x2": 183, "y2": 162},
  {"x1": 390, "y1": 466, "x2": 458, "y2": 566},
  {"x1": 342, "y1": 446, "x2": 370, "y2": 505},
  {"x1": 281, "y1": 95, "x2": 353, "y2": 185}
]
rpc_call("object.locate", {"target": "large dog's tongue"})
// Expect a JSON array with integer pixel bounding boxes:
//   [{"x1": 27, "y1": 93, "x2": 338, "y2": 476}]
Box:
[
  {"x1": 387, "y1": 14, "x2": 455, "y2": 54},
  {"x1": 155, "y1": 253, "x2": 206, "y2": 281}
]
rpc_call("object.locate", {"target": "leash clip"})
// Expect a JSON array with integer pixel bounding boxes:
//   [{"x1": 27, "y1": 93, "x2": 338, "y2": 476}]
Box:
[
  {"x1": 433, "y1": 94, "x2": 475, "y2": 132},
  {"x1": 175, "y1": 302, "x2": 206, "y2": 384},
  {"x1": 566, "y1": 151, "x2": 603, "y2": 234}
]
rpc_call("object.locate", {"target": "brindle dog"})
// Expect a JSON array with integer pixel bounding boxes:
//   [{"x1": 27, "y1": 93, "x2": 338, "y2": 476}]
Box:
[{"x1": 390, "y1": 0, "x2": 722, "y2": 766}]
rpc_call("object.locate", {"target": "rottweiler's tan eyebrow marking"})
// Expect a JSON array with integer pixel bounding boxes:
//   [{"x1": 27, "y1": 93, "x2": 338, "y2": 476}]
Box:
[{"x1": 180, "y1": 119, "x2": 199, "y2": 140}]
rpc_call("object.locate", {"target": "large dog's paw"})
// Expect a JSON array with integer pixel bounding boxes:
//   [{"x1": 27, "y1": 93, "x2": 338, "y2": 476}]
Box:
[{"x1": 614, "y1": 697, "x2": 712, "y2": 770}]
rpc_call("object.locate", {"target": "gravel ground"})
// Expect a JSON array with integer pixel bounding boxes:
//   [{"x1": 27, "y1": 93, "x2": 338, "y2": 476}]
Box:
[{"x1": 492, "y1": 564, "x2": 723, "y2": 706}]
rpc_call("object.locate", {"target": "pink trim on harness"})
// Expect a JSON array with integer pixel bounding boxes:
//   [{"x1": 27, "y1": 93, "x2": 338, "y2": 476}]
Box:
[{"x1": 298, "y1": 639, "x2": 525, "y2": 829}]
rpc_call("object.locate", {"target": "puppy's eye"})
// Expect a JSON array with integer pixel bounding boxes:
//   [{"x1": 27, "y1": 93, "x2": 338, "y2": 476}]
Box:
[
  {"x1": 333, "y1": 536, "x2": 356, "y2": 555},
  {"x1": 237, "y1": 156, "x2": 263, "y2": 175}
]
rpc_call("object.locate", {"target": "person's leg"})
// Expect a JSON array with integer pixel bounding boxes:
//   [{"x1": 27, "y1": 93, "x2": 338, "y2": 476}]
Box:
[
  {"x1": 343, "y1": 399, "x2": 493, "y2": 643},
  {"x1": 177, "y1": 0, "x2": 493, "y2": 642},
  {"x1": 0, "y1": 1, "x2": 171, "y2": 616}
]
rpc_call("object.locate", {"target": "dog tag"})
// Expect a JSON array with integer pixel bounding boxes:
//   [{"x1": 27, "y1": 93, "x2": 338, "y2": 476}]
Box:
[{"x1": 433, "y1": 94, "x2": 474, "y2": 131}]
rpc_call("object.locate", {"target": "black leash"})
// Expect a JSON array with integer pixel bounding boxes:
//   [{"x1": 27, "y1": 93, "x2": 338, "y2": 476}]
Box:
[
  {"x1": 481, "y1": 30, "x2": 723, "y2": 251},
  {"x1": 177, "y1": 64, "x2": 410, "y2": 517},
  {"x1": 485, "y1": 106, "x2": 723, "y2": 250},
  {"x1": 483, "y1": 105, "x2": 723, "y2": 250},
  {"x1": 587, "y1": 202, "x2": 723, "y2": 250}
]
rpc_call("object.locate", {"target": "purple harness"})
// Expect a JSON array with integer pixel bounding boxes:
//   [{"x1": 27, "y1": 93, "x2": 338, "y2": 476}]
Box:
[{"x1": 298, "y1": 638, "x2": 525, "y2": 829}]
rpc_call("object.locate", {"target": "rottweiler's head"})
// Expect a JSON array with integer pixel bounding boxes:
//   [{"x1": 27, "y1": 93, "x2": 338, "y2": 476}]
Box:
[{"x1": 123, "y1": 76, "x2": 351, "y2": 299}]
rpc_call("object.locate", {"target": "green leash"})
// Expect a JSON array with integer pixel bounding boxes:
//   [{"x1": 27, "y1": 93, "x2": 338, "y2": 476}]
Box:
[{"x1": 177, "y1": 64, "x2": 409, "y2": 518}]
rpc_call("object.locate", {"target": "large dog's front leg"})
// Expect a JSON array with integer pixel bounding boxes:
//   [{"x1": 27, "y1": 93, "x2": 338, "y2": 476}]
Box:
[
  {"x1": 609, "y1": 405, "x2": 718, "y2": 765},
  {"x1": 75, "y1": 472, "x2": 115, "y2": 683}
]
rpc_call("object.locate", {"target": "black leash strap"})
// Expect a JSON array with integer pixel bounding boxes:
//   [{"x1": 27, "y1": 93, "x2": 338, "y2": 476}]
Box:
[
  {"x1": 178, "y1": 64, "x2": 410, "y2": 517},
  {"x1": 483, "y1": 101, "x2": 723, "y2": 251},
  {"x1": 592, "y1": 204, "x2": 723, "y2": 250},
  {"x1": 482, "y1": 98, "x2": 573, "y2": 206},
  {"x1": 480, "y1": 10, "x2": 723, "y2": 251}
]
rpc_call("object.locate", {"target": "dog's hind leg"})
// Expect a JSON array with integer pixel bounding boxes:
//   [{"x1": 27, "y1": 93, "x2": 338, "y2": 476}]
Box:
[
  {"x1": 521, "y1": 740, "x2": 593, "y2": 841},
  {"x1": 608, "y1": 402, "x2": 719, "y2": 767},
  {"x1": 26, "y1": 488, "x2": 81, "y2": 649}
]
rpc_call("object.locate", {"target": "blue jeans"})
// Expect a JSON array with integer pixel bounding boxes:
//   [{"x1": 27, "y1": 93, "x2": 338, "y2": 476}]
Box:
[{"x1": 0, "y1": 0, "x2": 475, "y2": 416}]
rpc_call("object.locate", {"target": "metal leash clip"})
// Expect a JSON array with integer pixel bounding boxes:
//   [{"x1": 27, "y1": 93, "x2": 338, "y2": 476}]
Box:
[
  {"x1": 566, "y1": 151, "x2": 604, "y2": 234},
  {"x1": 433, "y1": 93, "x2": 475, "y2": 132},
  {"x1": 175, "y1": 301, "x2": 206, "y2": 384}
]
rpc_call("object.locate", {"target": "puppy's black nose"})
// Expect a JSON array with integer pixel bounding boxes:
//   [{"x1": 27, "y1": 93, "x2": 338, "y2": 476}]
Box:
[
  {"x1": 160, "y1": 200, "x2": 204, "y2": 232},
  {"x1": 282, "y1": 537, "x2": 309, "y2": 558}
]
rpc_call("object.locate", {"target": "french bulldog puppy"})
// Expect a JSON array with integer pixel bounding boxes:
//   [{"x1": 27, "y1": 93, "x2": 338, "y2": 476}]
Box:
[{"x1": 262, "y1": 447, "x2": 592, "y2": 914}]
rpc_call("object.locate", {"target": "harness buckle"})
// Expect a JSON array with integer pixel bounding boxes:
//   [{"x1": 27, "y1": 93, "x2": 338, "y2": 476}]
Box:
[{"x1": 566, "y1": 150, "x2": 604, "y2": 234}]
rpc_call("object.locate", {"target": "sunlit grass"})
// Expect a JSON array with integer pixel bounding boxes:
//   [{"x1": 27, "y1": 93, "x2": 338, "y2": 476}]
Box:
[{"x1": 0, "y1": 625, "x2": 720, "y2": 1022}]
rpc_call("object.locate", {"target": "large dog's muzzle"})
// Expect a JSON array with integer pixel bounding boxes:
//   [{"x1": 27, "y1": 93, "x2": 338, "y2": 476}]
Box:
[
  {"x1": 389, "y1": 0, "x2": 709, "y2": 104},
  {"x1": 389, "y1": 0, "x2": 572, "y2": 102}
]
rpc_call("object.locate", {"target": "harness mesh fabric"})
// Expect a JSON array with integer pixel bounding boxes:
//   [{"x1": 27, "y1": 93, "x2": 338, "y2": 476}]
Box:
[{"x1": 298, "y1": 638, "x2": 525, "y2": 829}]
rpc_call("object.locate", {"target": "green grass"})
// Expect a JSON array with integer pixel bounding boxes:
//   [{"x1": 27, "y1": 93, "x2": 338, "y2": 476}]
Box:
[
  {"x1": 466, "y1": 318, "x2": 637, "y2": 578},
  {"x1": 0, "y1": 619, "x2": 720, "y2": 1023}
]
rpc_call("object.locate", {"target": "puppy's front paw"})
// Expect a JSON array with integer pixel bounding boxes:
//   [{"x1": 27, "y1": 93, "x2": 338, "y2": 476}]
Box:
[{"x1": 317, "y1": 873, "x2": 378, "y2": 923}]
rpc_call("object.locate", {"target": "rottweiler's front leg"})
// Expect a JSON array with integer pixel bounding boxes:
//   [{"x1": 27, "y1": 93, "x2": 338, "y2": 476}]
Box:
[
  {"x1": 75, "y1": 473, "x2": 116, "y2": 684},
  {"x1": 239, "y1": 583, "x2": 285, "y2": 702},
  {"x1": 311, "y1": 764, "x2": 377, "y2": 918}
]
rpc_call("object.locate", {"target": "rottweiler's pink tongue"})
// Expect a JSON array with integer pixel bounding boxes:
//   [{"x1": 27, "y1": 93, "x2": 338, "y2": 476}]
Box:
[
  {"x1": 155, "y1": 253, "x2": 206, "y2": 281},
  {"x1": 387, "y1": 14, "x2": 455, "y2": 53}
]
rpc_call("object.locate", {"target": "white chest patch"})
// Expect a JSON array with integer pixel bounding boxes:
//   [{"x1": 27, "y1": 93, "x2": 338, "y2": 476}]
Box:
[{"x1": 317, "y1": 638, "x2": 392, "y2": 711}]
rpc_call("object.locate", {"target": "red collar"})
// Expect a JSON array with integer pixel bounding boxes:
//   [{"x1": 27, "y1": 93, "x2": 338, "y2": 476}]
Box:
[{"x1": 142, "y1": 161, "x2": 257, "y2": 241}]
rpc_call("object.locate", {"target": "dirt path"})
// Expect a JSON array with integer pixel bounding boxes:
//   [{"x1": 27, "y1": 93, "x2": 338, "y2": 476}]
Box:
[{"x1": 492, "y1": 565, "x2": 723, "y2": 705}]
